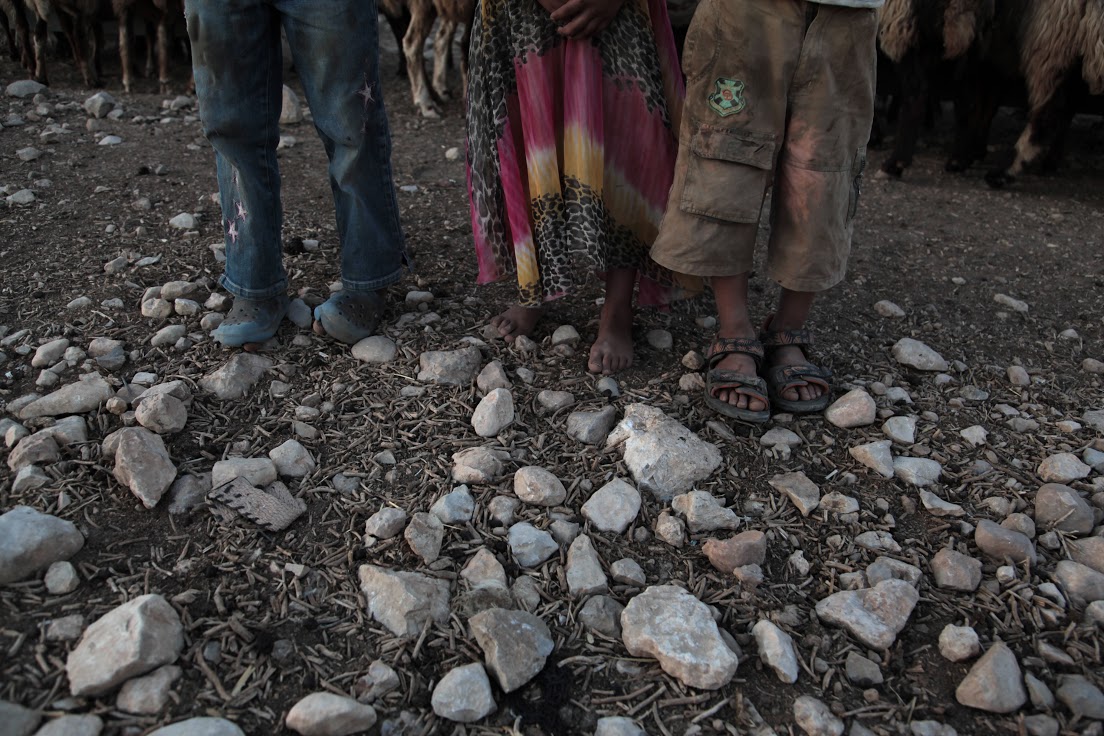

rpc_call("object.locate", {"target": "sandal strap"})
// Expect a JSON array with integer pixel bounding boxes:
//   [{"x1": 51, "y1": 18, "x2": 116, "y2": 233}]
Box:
[
  {"x1": 708, "y1": 370, "x2": 769, "y2": 402},
  {"x1": 767, "y1": 363, "x2": 831, "y2": 393},
  {"x1": 706, "y1": 337, "x2": 764, "y2": 368},
  {"x1": 760, "y1": 328, "x2": 814, "y2": 349}
]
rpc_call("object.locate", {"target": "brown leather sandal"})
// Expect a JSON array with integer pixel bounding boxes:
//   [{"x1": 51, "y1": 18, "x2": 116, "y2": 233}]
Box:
[
  {"x1": 704, "y1": 337, "x2": 771, "y2": 423},
  {"x1": 759, "y1": 325, "x2": 832, "y2": 414}
]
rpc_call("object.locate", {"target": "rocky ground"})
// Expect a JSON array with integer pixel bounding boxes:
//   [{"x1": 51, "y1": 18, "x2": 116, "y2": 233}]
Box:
[{"x1": 1, "y1": 38, "x2": 1104, "y2": 736}]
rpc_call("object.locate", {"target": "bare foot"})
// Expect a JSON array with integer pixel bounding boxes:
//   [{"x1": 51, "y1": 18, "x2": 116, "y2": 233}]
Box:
[
  {"x1": 491, "y1": 305, "x2": 542, "y2": 343},
  {"x1": 710, "y1": 329, "x2": 768, "y2": 413},
  {"x1": 766, "y1": 344, "x2": 825, "y2": 403},
  {"x1": 587, "y1": 301, "x2": 634, "y2": 374}
]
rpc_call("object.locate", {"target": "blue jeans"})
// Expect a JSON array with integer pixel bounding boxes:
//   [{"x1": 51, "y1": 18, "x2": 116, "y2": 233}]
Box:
[{"x1": 186, "y1": 0, "x2": 408, "y2": 299}]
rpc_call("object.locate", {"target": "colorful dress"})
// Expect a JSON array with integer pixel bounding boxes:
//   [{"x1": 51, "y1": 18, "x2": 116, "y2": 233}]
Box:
[{"x1": 467, "y1": 0, "x2": 688, "y2": 308}]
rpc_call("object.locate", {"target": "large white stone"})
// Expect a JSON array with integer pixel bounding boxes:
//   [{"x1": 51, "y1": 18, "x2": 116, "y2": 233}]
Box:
[
  {"x1": 357, "y1": 565, "x2": 450, "y2": 637},
  {"x1": 146, "y1": 718, "x2": 245, "y2": 736},
  {"x1": 825, "y1": 389, "x2": 877, "y2": 429},
  {"x1": 606, "y1": 404, "x2": 721, "y2": 501},
  {"x1": 269, "y1": 440, "x2": 316, "y2": 478},
  {"x1": 620, "y1": 586, "x2": 739, "y2": 690},
  {"x1": 285, "y1": 692, "x2": 377, "y2": 736},
  {"x1": 112, "y1": 428, "x2": 177, "y2": 508},
  {"x1": 892, "y1": 338, "x2": 949, "y2": 371},
  {"x1": 815, "y1": 579, "x2": 919, "y2": 650},
  {"x1": 18, "y1": 373, "x2": 113, "y2": 419},
  {"x1": 513, "y1": 466, "x2": 566, "y2": 506},
  {"x1": 752, "y1": 620, "x2": 799, "y2": 684},
  {"x1": 581, "y1": 478, "x2": 641, "y2": 534},
  {"x1": 471, "y1": 388, "x2": 514, "y2": 437},
  {"x1": 470, "y1": 608, "x2": 554, "y2": 693},
  {"x1": 199, "y1": 354, "x2": 273, "y2": 400},
  {"x1": 955, "y1": 641, "x2": 1026, "y2": 713},
  {"x1": 431, "y1": 663, "x2": 496, "y2": 723},
  {"x1": 0, "y1": 506, "x2": 84, "y2": 585},
  {"x1": 849, "y1": 440, "x2": 894, "y2": 478},
  {"x1": 66, "y1": 594, "x2": 184, "y2": 696}
]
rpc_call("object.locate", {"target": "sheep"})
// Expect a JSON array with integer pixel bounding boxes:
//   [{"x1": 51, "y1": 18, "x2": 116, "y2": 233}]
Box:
[
  {"x1": 20, "y1": 0, "x2": 104, "y2": 88},
  {"x1": 985, "y1": 0, "x2": 1104, "y2": 186},
  {"x1": 875, "y1": 0, "x2": 996, "y2": 178},
  {"x1": 379, "y1": 0, "x2": 475, "y2": 118},
  {"x1": 112, "y1": 0, "x2": 184, "y2": 94},
  {"x1": 0, "y1": 0, "x2": 33, "y2": 72}
]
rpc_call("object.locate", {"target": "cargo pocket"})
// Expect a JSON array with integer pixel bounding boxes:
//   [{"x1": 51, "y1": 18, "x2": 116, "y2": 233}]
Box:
[
  {"x1": 848, "y1": 148, "x2": 867, "y2": 221},
  {"x1": 680, "y1": 126, "x2": 776, "y2": 223}
]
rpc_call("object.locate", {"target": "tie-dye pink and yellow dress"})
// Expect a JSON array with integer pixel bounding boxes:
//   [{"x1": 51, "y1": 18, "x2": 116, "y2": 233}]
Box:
[{"x1": 467, "y1": 0, "x2": 687, "y2": 308}]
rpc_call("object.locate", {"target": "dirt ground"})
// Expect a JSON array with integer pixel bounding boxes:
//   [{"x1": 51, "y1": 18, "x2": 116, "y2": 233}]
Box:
[{"x1": 1, "y1": 26, "x2": 1103, "y2": 736}]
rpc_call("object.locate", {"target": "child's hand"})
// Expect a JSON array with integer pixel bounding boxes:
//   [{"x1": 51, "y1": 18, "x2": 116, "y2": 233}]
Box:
[{"x1": 550, "y1": 0, "x2": 626, "y2": 40}]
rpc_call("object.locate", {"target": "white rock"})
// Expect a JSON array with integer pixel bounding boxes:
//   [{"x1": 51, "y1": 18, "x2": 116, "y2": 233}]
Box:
[
  {"x1": 893, "y1": 457, "x2": 942, "y2": 487},
  {"x1": 646, "y1": 329, "x2": 672, "y2": 350},
  {"x1": 32, "y1": 338, "x2": 69, "y2": 368},
  {"x1": 461, "y1": 549, "x2": 507, "y2": 590},
  {"x1": 430, "y1": 486, "x2": 474, "y2": 524},
  {"x1": 752, "y1": 620, "x2": 799, "y2": 683},
  {"x1": 849, "y1": 440, "x2": 894, "y2": 478},
  {"x1": 476, "y1": 361, "x2": 511, "y2": 393},
  {"x1": 269, "y1": 439, "x2": 315, "y2": 478},
  {"x1": 883, "y1": 415, "x2": 917, "y2": 444},
  {"x1": 285, "y1": 692, "x2": 377, "y2": 736},
  {"x1": 815, "y1": 579, "x2": 919, "y2": 650},
  {"x1": 404, "y1": 512, "x2": 443, "y2": 563},
  {"x1": 146, "y1": 718, "x2": 244, "y2": 736},
  {"x1": 595, "y1": 717, "x2": 645, "y2": 736},
  {"x1": 507, "y1": 523, "x2": 558, "y2": 568},
  {"x1": 351, "y1": 336, "x2": 397, "y2": 364},
  {"x1": 0, "y1": 699, "x2": 41, "y2": 735},
  {"x1": 892, "y1": 338, "x2": 949, "y2": 371},
  {"x1": 581, "y1": 478, "x2": 641, "y2": 534},
  {"x1": 30, "y1": 715, "x2": 103, "y2": 736},
  {"x1": 551, "y1": 325, "x2": 580, "y2": 346},
  {"x1": 769, "y1": 471, "x2": 820, "y2": 516},
  {"x1": 793, "y1": 695, "x2": 844, "y2": 736},
  {"x1": 18, "y1": 372, "x2": 113, "y2": 419},
  {"x1": 567, "y1": 406, "x2": 618, "y2": 445},
  {"x1": 470, "y1": 608, "x2": 554, "y2": 693},
  {"x1": 113, "y1": 428, "x2": 177, "y2": 508},
  {"x1": 672, "y1": 491, "x2": 741, "y2": 532},
  {"x1": 431, "y1": 663, "x2": 496, "y2": 723},
  {"x1": 874, "y1": 300, "x2": 905, "y2": 318},
  {"x1": 44, "y1": 561, "x2": 79, "y2": 594},
  {"x1": 116, "y1": 664, "x2": 182, "y2": 715},
  {"x1": 84, "y1": 91, "x2": 116, "y2": 117},
  {"x1": 211, "y1": 457, "x2": 277, "y2": 489},
  {"x1": 606, "y1": 404, "x2": 721, "y2": 501},
  {"x1": 825, "y1": 389, "x2": 877, "y2": 428},
  {"x1": 537, "y1": 390, "x2": 573, "y2": 412},
  {"x1": 200, "y1": 354, "x2": 273, "y2": 400},
  {"x1": 280, "y1": 85, "x2": 303, "y2": 124},
  {"x1": 621, "y1": 586, "x2": 739, "y2": 690},
  {"x1": 0, "y1": 506, "x2": 84, "y2": 586},
  {"x1": 960, "y1": 425, "x2": 988, "y2": 446},
  {"x1": 66, "y1": 594, "x2": 184, "y2": 696},
  {"x1": 513, "y1": 466, "x2": 566, "y2": 506},
  {"x1": 920, "y1": 490, "x2": 965, "y2": 517},
  {"x1": 452, "y1": 446, "x2": 506, "y2": 484},
  {"x1": 357, "y1": 565, "x2": 450, "y2": 637},
  {"x1": 1037, "y1": 453, "x2": 1091, "y2": 484},
  {"x1": 471, "y1": 388, "x2": 514, "y2": 437},
  {"x1": 135, "y1": 393, "x2": 188, "y2": 434},
  {"x1": 364, "y1": 508, "x2": 407, "y2": 539},
  {"x1": 955, "y1": 641, "x2": 1026, "y2": 713},
  {"x1": 168, "y1": 212, "x2": 196, "y2": 229},
  {"x1": 566, "y1": 534, "x2": 608, "y2": 597},
  {"x1": 994, "y1": 293, "x2": 1028, "y2": 313},
  {"x1": 418, "y1": 347, "x2": 482, "y2": 385},
  {"x1": 939, "y1": 625, "x2": 980, "y2": 662}
]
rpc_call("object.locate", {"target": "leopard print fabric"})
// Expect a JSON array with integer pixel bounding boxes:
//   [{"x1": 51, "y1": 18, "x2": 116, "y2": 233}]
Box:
[{"x1": 467, "y1": 0, "x2": 688, "y2": 308}]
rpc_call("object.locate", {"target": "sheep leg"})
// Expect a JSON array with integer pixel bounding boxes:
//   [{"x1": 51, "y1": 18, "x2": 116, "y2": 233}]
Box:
[
  {"x1": 878, "y1": 50, "x2": 933, "y2": 178},
  {"x1": 118, "y1": 6, "x2": 133, "y2": 92},
  {"x1": 403, "y1": 0, "x2": 440, "y2": 118},
  {"x1": 431, "y1": 17, "x2": 455, "y2": 101},
  {"x1": 157, "y1": 13, "x2": 170, "y2": 93},
  {"x1": 986, "y1": 72, "x2": 1076, "y2": 188},
  {"x1": 945, "y1": 62, "x2": 1000, "y2": 172},
  {"x1": 30, "y1": 13, "x2": 47, "y2": 84},
  {"x1": 383, "y1": 6, "x2": 410, "y2": 78}
]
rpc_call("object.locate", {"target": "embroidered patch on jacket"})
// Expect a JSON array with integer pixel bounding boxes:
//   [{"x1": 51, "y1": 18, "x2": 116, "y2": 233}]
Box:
[{"x1": 708, "y1": 78, "x2": 747, "y2": 117}]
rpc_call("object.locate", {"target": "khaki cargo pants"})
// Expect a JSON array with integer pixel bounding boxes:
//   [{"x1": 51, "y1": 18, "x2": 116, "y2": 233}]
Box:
[{"x1": 651, "y1": 0, "x2": 878, "y2": 291}]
